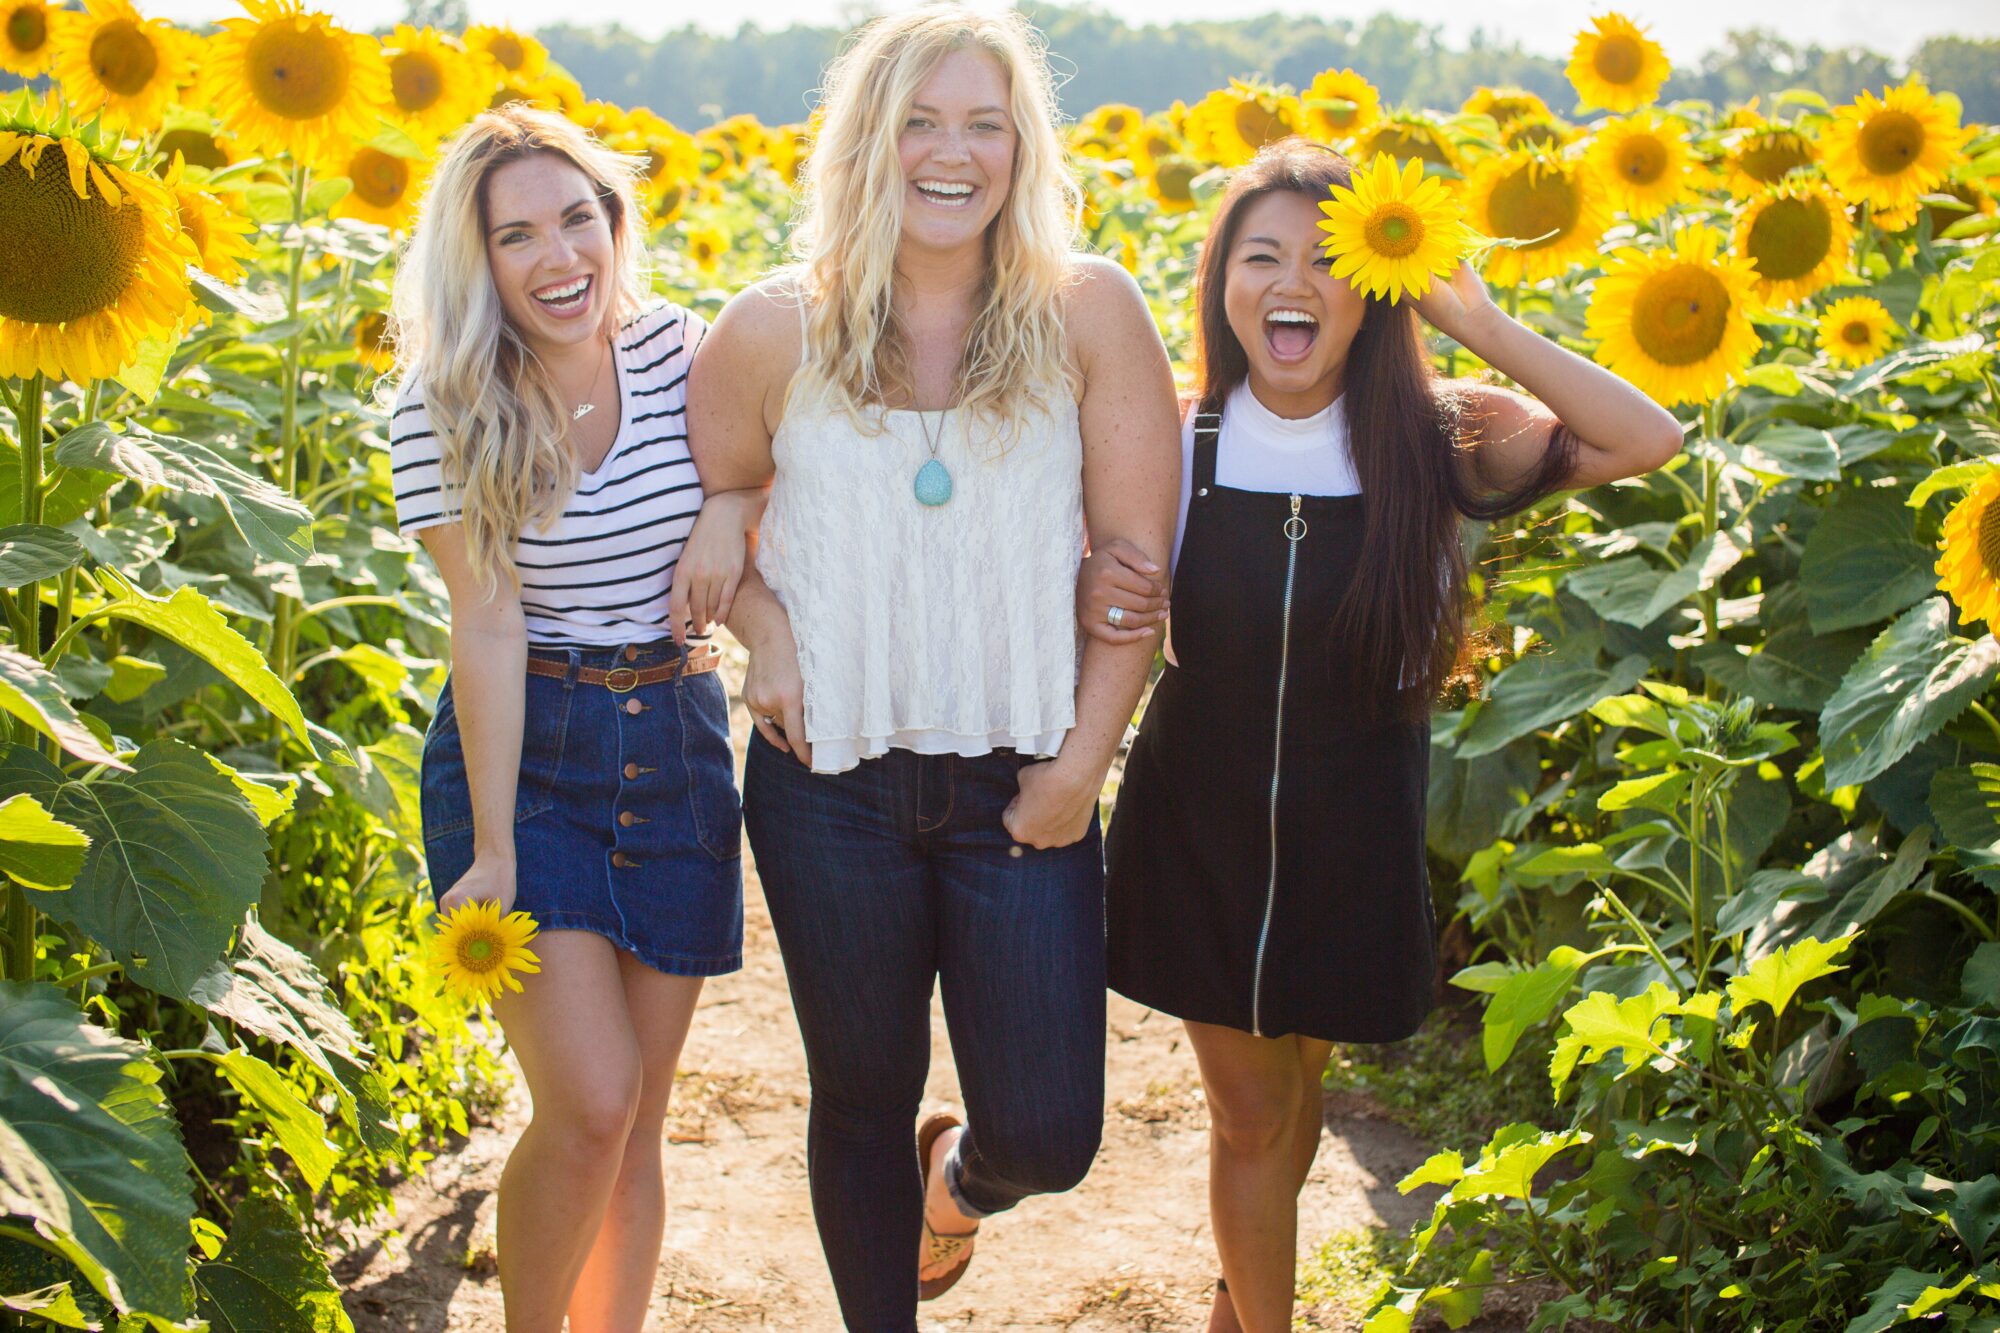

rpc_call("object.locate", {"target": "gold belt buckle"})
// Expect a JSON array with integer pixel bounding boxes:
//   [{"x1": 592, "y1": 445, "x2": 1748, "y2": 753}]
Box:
[{"x1": 604, "y1": 666, "x2": 640, "y2": 693}]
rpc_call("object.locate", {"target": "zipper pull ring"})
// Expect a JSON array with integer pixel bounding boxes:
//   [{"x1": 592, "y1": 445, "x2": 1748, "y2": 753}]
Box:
[{"x1": 1284, "y1": 493, "x2": 1307, "y2": 542}]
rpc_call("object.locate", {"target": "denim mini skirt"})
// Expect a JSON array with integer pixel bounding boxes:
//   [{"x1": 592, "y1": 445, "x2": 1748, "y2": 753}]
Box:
[{"x1": 419, "y1": 641, "x2": 744, "y2": 977}]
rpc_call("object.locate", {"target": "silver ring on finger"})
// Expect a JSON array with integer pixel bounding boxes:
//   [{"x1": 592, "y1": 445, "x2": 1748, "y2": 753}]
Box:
[
  {"x1": 761, "y1": 714, "x2": 777, "y2": 726},
  {"x1": 1106, "y1": 605, "x2": 1126, "y2": 628}
]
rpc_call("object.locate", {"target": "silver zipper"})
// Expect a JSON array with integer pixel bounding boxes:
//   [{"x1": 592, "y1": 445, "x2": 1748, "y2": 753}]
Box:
[{"x1": 1253, "y1": 494, "x2": 1308, "y2": 1037}]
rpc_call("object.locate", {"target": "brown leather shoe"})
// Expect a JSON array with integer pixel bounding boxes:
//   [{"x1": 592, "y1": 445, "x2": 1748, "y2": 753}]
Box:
[{"x1": 917, "y1": 1112, "x2": 979, "y2": 1301}]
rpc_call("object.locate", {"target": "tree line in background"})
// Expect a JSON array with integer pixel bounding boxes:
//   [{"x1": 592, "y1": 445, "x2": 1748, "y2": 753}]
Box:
[{"x1": 492, "y1": 3, "x2": 2000, "y2": 129}]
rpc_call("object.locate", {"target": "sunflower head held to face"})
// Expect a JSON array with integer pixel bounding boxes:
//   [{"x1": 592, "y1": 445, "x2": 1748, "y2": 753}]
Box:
[{"x1": 0, "y1": 109, "x2": 198, "y2": 383}]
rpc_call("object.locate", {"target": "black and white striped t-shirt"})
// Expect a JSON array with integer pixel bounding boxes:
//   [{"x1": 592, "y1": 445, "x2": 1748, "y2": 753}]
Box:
[{"x1": 389, "y1": 301, "x2": 707, "y2": 646}]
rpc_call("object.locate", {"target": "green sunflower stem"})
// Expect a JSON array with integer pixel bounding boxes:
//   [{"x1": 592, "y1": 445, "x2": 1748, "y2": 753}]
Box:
[
  {"x1": 270, "y1": 164, "x2": 311, "y2": 686},
  {"x1": 7, "y1": 372, "x2": 45, "y2": 985}
]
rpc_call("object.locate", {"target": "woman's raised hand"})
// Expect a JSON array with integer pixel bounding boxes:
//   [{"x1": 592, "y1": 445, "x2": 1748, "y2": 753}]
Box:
[
  {"x1": 669, "y1": 490, "x2": 763, "y2": 644},
  {"x1": 1412, "y1": 261, "x2": 1501, "y2": 346},
  {"x1": 1077, "y1": 536, "x2": 1168, "y2": 646}
]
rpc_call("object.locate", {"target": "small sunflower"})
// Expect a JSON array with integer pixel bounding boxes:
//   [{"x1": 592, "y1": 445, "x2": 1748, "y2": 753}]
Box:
[
  {"x1": 1938, "y1": 471, "x2": 2000, "y2": 632},
  {"x1": 381, "y1": 24, "x2": 484, "y2": 146},
  {"x1": 1587, "y1": 112, "x2": 1697, "y2": 219},
  {"x1": 1077, "y1": 102, "x2": 1141, "y2": 156},
  {"x1": 684, "y1": 222, "x2": 727, "y2": 273},
  {"x1": 1585, "y1": 226, "x2": 1763, "y2": 407},
  {"x1": 1822, "y1": 79, "x2": 1971, "y2": 216},
  {"x1": 1317, "y1": 152, "x2": 1470, "y2": 305},
  {"x1": 51, "y1": 0, "x2": 193, "y2": 132},
  {"x1": 430, "y1": 898, "x2": 540, "y2": 1006},
  {"x1": 1, "y1": 0, "x2": 60, "y2": 76},
  {"x1": 1465, "y1": 148, "x2": 1610, "y2": 286},
  {"x1": 329, "y1": 143, "x2": 427, "y2": 230},
  {"x1": 1184, "y1": 80, "x2": 1301, "y2": 168},
  {"x1": 1302, "y1": 68, "x2": 1382, "y2": 142},
  {"x1": 161, "y1": 152, "x2": 256, "y2": 283},
  {"x1": 1355, "y1": 112, "x2": 1461, "y2": 171},
  {"x1": 0, "y1": 122, "x2": 198, "y2": 382},
  {"x1": 1723, "y1": 126, "x2": 1817, "y2": 199},
  {"x1": 1462, "y1": 86, "x2": 1551, "y2": 132},
  {"x1": 351, "y1": 308, "x2": 392, "y2": 374},
  {"x1": 1567, "y1": 12, "x2": 1670, "y2": 113},
  {"x1": 1131, "y1": 116, "x2": 1185, "y2": 175},
  {"x1": 1733, "y1": 181, "x2": 1853, "y2": 306},
  {"x1": 616, "y1": 106, "x2": 700, "y2": 213},
  {"x1": 1144, "y1": 153, "x2": 1201, "y2": 213},
  {"x1": 464, "y1": 23, "x2": 545, "y2": 81},
  {"x1": 1815, "y1": 295, "x2": 1897, "y2": 367},
  {"x1": 764, "y1": 121, "x2": 810, "y2": 187},
  {"x1": 201, "y1": 0, "x2": 391, "y2": 165}
]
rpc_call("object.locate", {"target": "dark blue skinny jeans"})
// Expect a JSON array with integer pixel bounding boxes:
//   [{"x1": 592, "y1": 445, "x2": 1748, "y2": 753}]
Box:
[{"x1": 744, "y1": 733, "x2": 1106, "y2": 1331}]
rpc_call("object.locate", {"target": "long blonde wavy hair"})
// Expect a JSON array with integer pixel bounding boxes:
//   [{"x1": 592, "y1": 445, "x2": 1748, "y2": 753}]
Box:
[
  {"x1": 389, "y1": 105, "x2": 650, "y2": 594},
  {"x1": 788, "y1": 4, "x2": 1081, "y2": 429}
]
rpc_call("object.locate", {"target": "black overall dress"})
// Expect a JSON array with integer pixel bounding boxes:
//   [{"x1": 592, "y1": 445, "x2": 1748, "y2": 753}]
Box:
[{"x1": 1104, "y1": 405, "x2": 1437, "y2": 1044}]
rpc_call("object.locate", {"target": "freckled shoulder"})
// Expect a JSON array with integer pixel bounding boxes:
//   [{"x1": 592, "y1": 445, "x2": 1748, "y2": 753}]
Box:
[{"x1": 1060, "y1": 254, "x2": 1153, "y2": 367}]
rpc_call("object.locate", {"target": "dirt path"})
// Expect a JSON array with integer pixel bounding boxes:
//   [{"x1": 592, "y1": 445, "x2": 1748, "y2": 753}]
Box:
[{"x1": 338, "y1": 655, "x2": 1439, "y2": 1331}]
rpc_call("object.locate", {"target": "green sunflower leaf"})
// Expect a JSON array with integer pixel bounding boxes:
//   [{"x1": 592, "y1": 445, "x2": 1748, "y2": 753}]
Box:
[
  {"x1": 1821, "y1": 598, "x2": 2000, "y2": 787},
  {"x1": 1801, "y1": 489, "x2": 1936, "y2": 633}
]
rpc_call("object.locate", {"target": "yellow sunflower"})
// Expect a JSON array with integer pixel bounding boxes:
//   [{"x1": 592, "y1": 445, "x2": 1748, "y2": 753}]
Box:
[
  {"x1": 1585, "y1": 226, "x2": 1763, "y2": 407},
  {"x1": 329, "y1": 143, "x2": 428, "y2": 230},
  {"x1": 161, "y1": 152, "x2": 256, "y2": 283},
  {"x1": 1822, "y1": 79, "x2": 1971, "y2": 216},
  {"x1": 430, "y1": 898, "x2": 540, "y2": 1005},
  {"x1": 1503, "y1": 114, "x2": 1579, "y2": 153},
  {"x1": 351, "y1": 308, "x2": 393, "y2": 374},
  {"x1": 201, "y1": 0, "x2": 390, "y2": 165},
  {"x1": 1462, "y1": 86, "x2": 1551, "y2": 132},
  {"x1": 1723, "y1": 126, "x2": 1817, "y2": 199},
  {"x1": 1, "y1": 0, "x2": 60, "y2": 76},
  {"x1": 0, "y1": 124, "x2": 198, "y2": 382},
  {"x1": 1465, "y1": 148, "x2": 1610, "y2": 286},
  {"x1": 1144, "y1": 153, "x2": 1201, "y2": 213},
  {"x1": 616, "y1": 106, "x2": 700, "y2": 213},
  {"x1": 1317, "y1": 152, "x2": 1471, "y2": 305},
  {"x1": 1077, "y1": 102, "x2": 1141, "y2": 156},
  {"x1": 51, "y1": 0, "x2": 193, "y2": 132},
  {"x1": 1733, "y1": 181, "x2": 1853, "y2": 306},
  {"x1": 764, "y1": 121, "x2": 810, "y2": 187},
  {"x1": 1355, "y1": 112, "x2": 1461, "y2": 171},
  {"x1": 1938, "y1": 471, "x2": 2000, "y2": 632},
  {"x1": 1131, "y1": 116, "x2": 1186, "y2": 174},
  {"x1": 1184, "y1": 80, "x2": 1301, "y2": 168},
  {"x1": 683, "y1": 222, "x2": 727, "y2": 273},
  {"x1": 464, "y1": 23, "x2": 545, "y2": 81},
  {"x1": 1587, "y1": 112, "x2": 1697, "y2": 219},
  {"x1": 1302, "y1": 68, "x2": 1382, "y2": 142},
  {"x1": 381, "y1": 24, "x2": 484, "y2": 146},
  {"x1": 1815, "y1": 295, "x2": 1897, "y2": 367},
  {"x1": 1567, "y1": 12, "x2": 1671, "y2": 113}
]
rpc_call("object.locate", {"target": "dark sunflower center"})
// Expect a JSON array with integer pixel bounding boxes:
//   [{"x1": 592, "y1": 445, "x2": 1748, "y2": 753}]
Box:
[
  {"x1": 1104, "y1": 111, "x2": 1128, "y2": 134},
  {"x1": 354, "y1": 310, "x2": 389, "y2": 355},
  {"x1": 390, "y1": 50, "x2": 443, "y2": 112},
  {"x1": 1485, "y1": 97, "x2": 1535, "y2": 128},
  {"x1": 1841, "y1": 319, "x2": 1873, "y2": 346},
  {"x1": 154, "y1": 128, "x2": 228, "y2": 171},
  {"x1": 1616, "y1": 135, "x2": 1667, "y2": 183},
  {"x1": 487, "y1": 34, "x2": 525, "y2": 71},
  {"x1": 89, "y1": 18, "x2": 158, "y2": 95},
  {"x1": 458, "y1": 934, "x2": 498, "y2": 970},
  {"x1": 7, "y1": 4, "x2": 46, "y2": 53},
  {"x1": 1156, "y1": 160, "x2": 1196, "y2": 203},
  {"x1": 1631, "y1": 264, "x2": 1731, "y2": 366},
  {"x1": 0, "y1": 151, "x2": 144, "y2": 323},
  {"x1": 1144, "y1": 132, "x2": 1174, "y2": 160},
  {"x1": 641, "y1": 147, "x2": 668, "y2": 181},
  {"x1": 1737, "y1": 135, "x2": 1811, "y2": 185},
  {"x1": 1859, "y1": 111, "x2": 1924, "y2": 175},
  {"x1": 1233, "y1": 99, "x2": 1289, "y2": 151},
  {"x1": 349, "y1": 148, "x2": 409, "y2": 208},
  {"x1": 1507, "y1": 120, "x2": 1563, "y2": 150},
  {"x1": 1745, "y1": 196, "x2": 1832, "y2": 281},
  {"x1": 1977, "y1": 498, "x2": 2000, "y2": 580},
  {"x1": 1369, "y1": 126, "x2": 1450, "y2": 166},
  {"x1": 656, "y1": 182, "x2": 685, "y2": 217},
  {"x1": 1321, "y1": 98, "x2": 1360, "y2": 131},
  {"x1": 1486, "y1": 164, "x2": 1579, "y2": 249},
  {"x1": 1593, "y1": 34, "x2": 1644, "y2": 84},
  {"x1": 1365, "y1": 203, "x2": 1424, "y2": 258},
  {"x1": 246, "y1": 20, "x2": 351, "y2": 120}
]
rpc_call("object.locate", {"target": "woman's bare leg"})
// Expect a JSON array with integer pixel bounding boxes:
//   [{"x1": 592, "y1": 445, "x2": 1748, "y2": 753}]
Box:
[
  {"x1": 565, "y1": 956, "x2": 706, "y2": 1332},
  {"x1": 490, "y1": 931, "x2": 643, "y2": 1333}
]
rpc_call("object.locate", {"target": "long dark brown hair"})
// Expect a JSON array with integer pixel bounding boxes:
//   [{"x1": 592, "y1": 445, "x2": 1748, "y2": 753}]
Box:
[{"x1": 1192, "y1": 138, "x2": 1574, "y2": 719}]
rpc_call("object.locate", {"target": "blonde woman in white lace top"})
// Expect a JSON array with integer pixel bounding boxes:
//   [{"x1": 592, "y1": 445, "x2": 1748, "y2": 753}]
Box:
[{"x1": 676, "y1": 7, "x2": 1177, "y2": 1328}]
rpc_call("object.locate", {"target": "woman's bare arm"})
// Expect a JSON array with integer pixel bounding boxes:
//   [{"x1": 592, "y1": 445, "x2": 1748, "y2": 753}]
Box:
[{"x1": 418, "y1": 523, "x2": 529, "y2": 912}]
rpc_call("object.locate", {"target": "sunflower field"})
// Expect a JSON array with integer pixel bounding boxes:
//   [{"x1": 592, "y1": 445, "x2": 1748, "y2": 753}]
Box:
[{"x1": 0, "y1": 0, "x2": 1996, "y2": 1326}]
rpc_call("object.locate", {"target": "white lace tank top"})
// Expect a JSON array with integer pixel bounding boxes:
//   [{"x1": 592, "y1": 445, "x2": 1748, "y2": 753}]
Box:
[{"x1": 757, "y1": 384, "x2": 1086, "y2": 775}]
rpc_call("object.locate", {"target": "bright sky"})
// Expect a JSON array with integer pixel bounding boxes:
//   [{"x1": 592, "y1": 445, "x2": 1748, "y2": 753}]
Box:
[{"x1": 143, "y1": 0, "x2": 2000, "y2": 63}]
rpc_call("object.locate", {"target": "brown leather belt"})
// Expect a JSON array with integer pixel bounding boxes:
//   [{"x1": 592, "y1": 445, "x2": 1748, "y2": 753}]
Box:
[{"x1": 524, "y1": 641, "x2": 723, "y2": 692}]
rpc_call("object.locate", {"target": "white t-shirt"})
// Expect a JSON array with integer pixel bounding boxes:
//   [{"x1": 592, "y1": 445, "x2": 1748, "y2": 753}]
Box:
[
  {"x1": 1171, "y1": 382, "x2": 1358, "y2": 571},
  {"x1": 389, "y1": 301, "x2": 707, "y2": 645}
]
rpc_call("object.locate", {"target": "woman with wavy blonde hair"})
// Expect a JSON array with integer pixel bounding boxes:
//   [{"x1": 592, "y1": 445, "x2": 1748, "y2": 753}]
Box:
[
  {"x1": 678, "y1": 4, "x2": 1180, "y2": 1325},
  {"x1": 388, "y1": 104, "x2": 747, "y2": 1332}
]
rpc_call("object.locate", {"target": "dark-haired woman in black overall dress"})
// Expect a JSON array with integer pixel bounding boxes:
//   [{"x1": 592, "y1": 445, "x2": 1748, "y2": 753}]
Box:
[{"x1": 1077, "y1": 139, "x2": 1686, "y2": 1333}]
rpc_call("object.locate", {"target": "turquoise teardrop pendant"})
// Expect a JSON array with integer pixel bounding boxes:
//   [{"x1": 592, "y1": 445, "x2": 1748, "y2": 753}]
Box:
[{"x1": 913, "y1": 457, "x2": 953, "y2": 506}]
